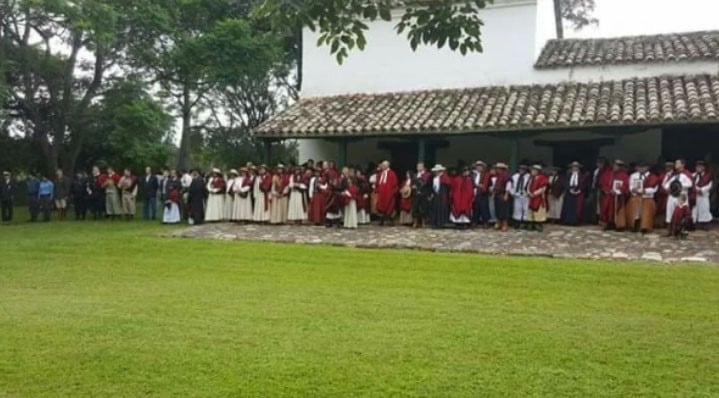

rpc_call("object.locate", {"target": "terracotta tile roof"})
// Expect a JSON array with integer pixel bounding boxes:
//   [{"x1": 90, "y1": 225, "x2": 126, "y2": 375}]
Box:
[
  {"x1": 254, "y1": 74, "x2": 719, "y2": 138},
  {"x1": 535, "y1": 30, "x2": 719, "y2": 69}
]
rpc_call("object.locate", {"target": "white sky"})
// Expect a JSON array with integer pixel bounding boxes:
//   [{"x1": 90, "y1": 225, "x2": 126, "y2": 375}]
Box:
[{"x1": 568, "y1": 0, "x2": 719, "y2": 38}]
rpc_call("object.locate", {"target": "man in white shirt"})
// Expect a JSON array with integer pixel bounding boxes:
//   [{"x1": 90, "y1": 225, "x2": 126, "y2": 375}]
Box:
[
  {"x1": 662, "y1": 159, "x2": 694, "y2": 227},
  {"x1": 510, "y1": 164, "x2": 530, "y2": 228}
]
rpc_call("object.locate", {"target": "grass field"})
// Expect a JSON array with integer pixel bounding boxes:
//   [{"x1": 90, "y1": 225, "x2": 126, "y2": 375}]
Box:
[{"x1": 1, "y1": 218, "x2": 719, "y2": 396}]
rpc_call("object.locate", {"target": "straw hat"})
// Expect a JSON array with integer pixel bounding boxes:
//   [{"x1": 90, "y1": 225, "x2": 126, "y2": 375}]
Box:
[
  {"x1": 531, "y1": 164, "x2": 543, "y2": 171},
  {"x1": 568, "y1": 161, "x2": 582, "y2": 168},
  {"x1": 495, "y1": 162, "x2": 508, "y2": 169},
  {"x1": 229, "y1": 169, "x2": 239, "y2": 176},
  {"x1": 212, "y1": 167, "x2": 221, "y2": 174},
  {"x1": 431, "y1": 164, "x2": 446, "y2": 172}
]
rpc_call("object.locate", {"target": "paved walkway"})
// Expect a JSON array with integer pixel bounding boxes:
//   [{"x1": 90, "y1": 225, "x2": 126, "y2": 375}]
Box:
[{"x1": 169, "y1": 223, "x2": 719, "y2": 264}]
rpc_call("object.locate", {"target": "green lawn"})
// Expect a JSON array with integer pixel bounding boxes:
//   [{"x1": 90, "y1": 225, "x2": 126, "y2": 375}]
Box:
[{"x1": 1, "y1": 219, "x2": 718, "y2": 397}]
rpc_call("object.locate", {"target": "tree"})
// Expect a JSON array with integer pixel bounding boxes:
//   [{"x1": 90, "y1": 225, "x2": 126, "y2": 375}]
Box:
[
  {"x1": 553, "y1": 0, "x2": 597, "y2": 39},
  {"x1": 74, "y1": 79, "x2": 173, "y2": 173},
  {"x1": 126, "y1": 0, "x2": 284, "y2": 171},
  {"x1": 254, "y1": 0, "x2": 489, "y2": 64},
  {"x1": 0, "y1": 0, "x2": 126, "y2": 176}
]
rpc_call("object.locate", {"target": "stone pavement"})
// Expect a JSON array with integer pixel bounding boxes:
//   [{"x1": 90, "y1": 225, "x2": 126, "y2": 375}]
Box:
[{"x1": 169, "y1": 223, "x2": 719, "y2": 264}]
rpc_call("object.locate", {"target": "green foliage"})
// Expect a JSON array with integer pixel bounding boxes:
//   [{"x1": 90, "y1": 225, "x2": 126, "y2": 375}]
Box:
[
  {"x1": 255, "y1": 0, "x2": 490, "y2": 63},
  {"x1": 2, "y1": 221, "x2": 719, "y2": 395},
  {"x1": 75, "y1": 80, "x2": 172, "y2": 173}
]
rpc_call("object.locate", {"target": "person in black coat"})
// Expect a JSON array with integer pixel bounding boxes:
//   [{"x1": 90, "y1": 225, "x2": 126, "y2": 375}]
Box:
[
  {"x1": 1, "y1": 171, "x2": 17, "y2": 222},
  {"x1": 187, "y1": 169, "x2": 205, "y2": 225},
  {"x1": 429, "y1": 164, "x2": 451, "y2": 228},
  {"x1": 140, "y1": 166, "x2": 160, "y2": 220},
  {"x1": 71, "y1": 171, "x2": 91, "y2": 220}
]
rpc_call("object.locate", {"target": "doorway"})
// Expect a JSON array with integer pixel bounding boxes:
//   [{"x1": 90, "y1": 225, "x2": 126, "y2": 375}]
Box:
[{"x1": 535, "y1": 138, "x2": 614, "y2": 169}]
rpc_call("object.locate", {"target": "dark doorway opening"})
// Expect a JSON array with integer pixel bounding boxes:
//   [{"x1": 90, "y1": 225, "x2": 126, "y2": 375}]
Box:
[
  {"x1": 535, "y1": 138, "x2": 614, "y2": 169},
  {"x1": 662, "y1": 125, "x2": 719, "y2": 164},
  {"x1": 378, "y1": 139, "x2": 446, "y2": 178}
]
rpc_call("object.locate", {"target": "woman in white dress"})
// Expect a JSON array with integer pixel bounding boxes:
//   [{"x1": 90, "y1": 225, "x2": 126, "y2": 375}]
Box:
[
  {"x1": 162, "y1": 171, "x2": 182, "y2": 224},
  {"x1": 205, "y1": 168, "x2": 226, "y2": 222},
  {"x1": 252, "y1": 165, "x2": 271, "y2": 223},
  {"x1": 224, "y1": 169, "x2": 238, "y2": 221},
  {"x1": 342, "y1": 177, "x2": 360, "y2": 229},
  {"x1": 287, "y1": 168, "x2": 308, "y2": 223},
  {"x1": 233, "y1": 168, "x2": 253, "y2": 222}
]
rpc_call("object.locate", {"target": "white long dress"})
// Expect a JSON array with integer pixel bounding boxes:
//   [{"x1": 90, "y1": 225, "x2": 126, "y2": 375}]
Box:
[
  {"x1": 232, "y1": 176, "x2": 253, "y2": 221},
  {"x1": 342, "y1": 192, "x2": 358, "y2": 229},
  {"x1": 547, "y1": 175, "x2": 563, "y2": 220},
  {"x1": 252, "y1": 176, "x2": 270, "y2": 222},
  {"x1": 693, "y1": 173, "x2": 713, "y2": 223},
  {"x1": 224, "y1": 177, "x2": 236, "y2": 221},
  {"x1": 163, "y1": 202, "x2": 181, "y2": 224},
  {"x1": 205, "y1": 177, "x2": 225, "y2": 222},
  {"x1": 287, "y1": 175, "x2": 308, "y2": 221}
]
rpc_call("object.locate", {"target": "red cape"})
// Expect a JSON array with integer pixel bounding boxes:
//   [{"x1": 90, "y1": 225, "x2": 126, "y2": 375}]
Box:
[
  {"x1": 450, "y1": 175, "x2": 474, "y2": 217},
  {"x1": 375, "y1": 169, "x2": 398, "y2": 216}
]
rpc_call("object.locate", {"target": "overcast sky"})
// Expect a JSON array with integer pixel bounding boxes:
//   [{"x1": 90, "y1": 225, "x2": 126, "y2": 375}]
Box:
[{"x1": 569, "y1": 0, "x2": 719, "y2": 38}]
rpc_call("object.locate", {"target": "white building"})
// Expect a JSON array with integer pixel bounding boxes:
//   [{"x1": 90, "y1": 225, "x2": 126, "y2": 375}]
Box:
[{"x1": 255, "y1": 0, "x2": 719, "y2": 173}]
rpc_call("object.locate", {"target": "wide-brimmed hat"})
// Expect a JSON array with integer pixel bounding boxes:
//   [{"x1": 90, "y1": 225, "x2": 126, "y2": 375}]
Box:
[
  {"x1": 568, "y1": 161, "x2": 582, "y2": 168},
  {"x1": 212, "y1": 167, "x2": 221, "y2": 174},
  {"x1": 614, "y1": 159, "x2": 625, "y2": 166},
  {"x1": 239, "y1": 167, "x2": 248, "y2": 173},
  {"x1": 495, "y1": 162, "x2": 508, "y2": 169},
  {"x1": 229, "y1": 169, "x2": 239, "y2": 176},
  {"x1": 276, "y1": 163, "x2": 285, "y2": 169},
  {"x1": 258, "y1": 164, "x2": 268, "y2": 170},
  {"x1": 2, "y1": 171, "x2": 9, "y2": 176},
  {"x1": 474, "y1": 160, "x2": 487, "y2": 167},
  {"x1": 531, "y1": 164, "x2": 543, "y2": 171},
  {"x1": 431, "y1": 164, "x2": 446, "y2": 172}
]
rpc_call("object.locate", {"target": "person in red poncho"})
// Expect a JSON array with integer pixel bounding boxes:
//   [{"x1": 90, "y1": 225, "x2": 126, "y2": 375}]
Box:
[
  {"x1": 527, "y1": 165, "x2": 549, "y2": 232},
  {"x1": 599, "y1": 159, "x2": 630, "y2": 231},
  {"x1": 450, "y1": 167, "x2": 474, "y2": 229},
  {"x1": 375, "y1": 160, "x2": 398, "y2": 225}
]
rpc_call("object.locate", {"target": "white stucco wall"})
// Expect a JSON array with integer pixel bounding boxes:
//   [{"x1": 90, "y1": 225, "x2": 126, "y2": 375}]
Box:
[{"x1": 301, "y1": 0, "x2": 719, "y2": 98}]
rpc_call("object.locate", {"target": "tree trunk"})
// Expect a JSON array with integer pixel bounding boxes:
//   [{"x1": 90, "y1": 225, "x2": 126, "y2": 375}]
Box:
[
  {"x1": 553, "y1": 0, "x2": 564, "y2": 39},
  {"x1": 177, "y1": 86, "x2": 192, "y2": 171}
]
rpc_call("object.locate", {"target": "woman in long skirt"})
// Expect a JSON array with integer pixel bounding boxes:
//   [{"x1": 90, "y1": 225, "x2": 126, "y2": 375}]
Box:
[
  {"x1": 308, "y1": 169, "x2": 326, "y2": 226},
  {"x1": 287, "y1": 169, "x2": 308, "y2": 223},
  {"x1": 356, "y1": 170, "x2": 372, "y2": 225},
  {"x1": 342, "y1": 178, "x2": 360, "y2": 229},
  {"x1": 163, "y1": 172, "x2": 182, "y2": 224},
  {"x1": 252, "y1": 166, "x2": 271, "y2": 223},
  {"x1": 399, "y1": 171, "x2": 414, "y2": 225},
  {"x1": 224, "y1": 170, "x2": 238, "y2": 221},
  {"x1": 204, "y1": 168, "x2": 225, "y2": 222},
  {"x1": 269, "y1": 165, "x2": 288, "y2": 225},
  {"x1": 233, "y1": 168, "x2": 253, "y2": 222},
  {"x1": 103, "y1": 168, "x2": 122, "y2": 219}
]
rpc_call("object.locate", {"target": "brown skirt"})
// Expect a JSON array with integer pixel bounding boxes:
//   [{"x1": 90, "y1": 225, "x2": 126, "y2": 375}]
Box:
[
  {"x1": 614, "y1": 203, "x2": 627, "y2": 229},
  {"x1": 626, "y1": 196, "x2": 642, "y2": 226},
  {"x1": 640, "y1": 198, "x2": 656, "y2": 232},
  {"x1": 370, "y1": 193, "x2": 378, "y2": 215}
]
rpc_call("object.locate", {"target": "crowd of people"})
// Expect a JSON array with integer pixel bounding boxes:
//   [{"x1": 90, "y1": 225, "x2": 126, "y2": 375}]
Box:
[{"x1": 0, "y1": 157, "x2": 713, "y2": 239}]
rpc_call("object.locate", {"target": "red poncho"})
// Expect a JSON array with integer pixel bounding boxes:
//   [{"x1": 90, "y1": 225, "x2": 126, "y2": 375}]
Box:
[
  {"x1": 450, "y1": 175, "x2": 474, "y2": 218},
  {"x1": 528, "y1": 173, "x2": 549, "y2": 211},
  {"x1": 375, "y1": 169, "x2": 398, "y2": 216}
]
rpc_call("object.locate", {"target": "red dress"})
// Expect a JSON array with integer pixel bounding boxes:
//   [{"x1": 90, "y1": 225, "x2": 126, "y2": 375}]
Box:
[
  {"x1": 450, "y1": 175, "x2": 474, "y2": 219},
  {"x1": 670, "y1": 203, "x2": 692, "y2": 236},
  {"x1": 375, "y1": 169, "x2": 398, "y2": 216},
  {"x1": 308, "y1": 176, "x2": 326, "y2": 225}
]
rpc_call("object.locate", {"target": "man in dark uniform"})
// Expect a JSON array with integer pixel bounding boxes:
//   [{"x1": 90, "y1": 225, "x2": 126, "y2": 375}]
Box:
[
  {"x1": 1, "y1": 171, "x2": 16, "y2": 222},
  {"x1": 26, "y1": 173, "x2": 40, "y2": 222}
]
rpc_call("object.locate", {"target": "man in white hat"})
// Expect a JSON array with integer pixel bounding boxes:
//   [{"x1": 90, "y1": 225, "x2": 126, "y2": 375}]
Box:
[
  {"x1": 510, "y1": 164, "x2": 531, "y2": 229},
  {"x1": 472, "y1": 161, "x2": 491, "y2": 228},
  {"x1": 428, "y1": 164, "x2": 451, "y2": 228},
  {"x1": 205, "y1": 168, "x2": 226, "y2": 222}
]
